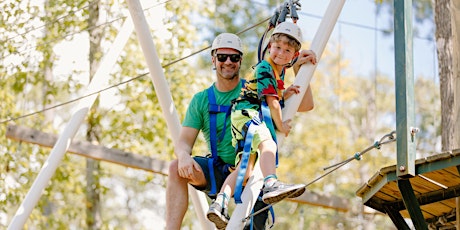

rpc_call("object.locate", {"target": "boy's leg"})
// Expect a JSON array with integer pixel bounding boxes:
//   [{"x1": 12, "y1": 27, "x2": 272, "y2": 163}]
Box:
[{"x1": 258, "y1": 140, "x2": 306, "y2": 204}]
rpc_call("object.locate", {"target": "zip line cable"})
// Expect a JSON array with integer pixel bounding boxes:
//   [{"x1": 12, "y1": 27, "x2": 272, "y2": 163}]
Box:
[
  {"x1": 2, "y1": 1, "x2": 434, "y2": 61},
  {"x1": 296, "y1": 11, "x2": 434, "y2": 42},
  {"x1": 0, "y1": 15, "x2": 271, "y2": 125},
  {"x1": 2, "y1": 17, "x2": 121, "y2": 61},
  {"x1": 2, "y1": 2, "x2": 97, "y2": 43},
  {"x1": 1, "y1": 0, "x2": 172, "y2": 61},
  {"x1": 2, "y1": 3, "x2": 436, "y2": 124},
  {"x1": 241, "y1": 131, "x2": 397, "y2": 221}
]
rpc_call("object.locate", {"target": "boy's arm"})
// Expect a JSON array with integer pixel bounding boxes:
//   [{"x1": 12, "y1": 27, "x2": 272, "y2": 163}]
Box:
[
  {"x1": 266, "y1": 95, "x2": 291, "y2": 136},
  {"x1": 292, "y1": 49, "x2": 317, "y2": 112}
]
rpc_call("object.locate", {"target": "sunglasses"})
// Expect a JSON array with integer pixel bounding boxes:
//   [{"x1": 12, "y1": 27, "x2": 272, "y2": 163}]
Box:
[{"x1": 215, "y1": 53, "x2": 242, "y2": 63}]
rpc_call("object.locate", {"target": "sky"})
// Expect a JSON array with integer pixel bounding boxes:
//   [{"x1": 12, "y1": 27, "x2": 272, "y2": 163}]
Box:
[
  {"x1": 296, "y1": 0, "x2": 437, "y2": 80},
  {"x1": 49, "y1": 0, "x2": 438, "y2": 84}
]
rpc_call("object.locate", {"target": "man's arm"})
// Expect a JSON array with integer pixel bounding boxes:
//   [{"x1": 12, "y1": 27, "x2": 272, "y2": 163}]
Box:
[{"x1": 175, "y1": 126, "x2": 202, "y2": 179}]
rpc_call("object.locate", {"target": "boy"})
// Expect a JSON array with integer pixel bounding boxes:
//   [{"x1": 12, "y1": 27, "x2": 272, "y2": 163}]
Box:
[{"x1": 206, "y1": 22, "x2": 317, "y2": 229}]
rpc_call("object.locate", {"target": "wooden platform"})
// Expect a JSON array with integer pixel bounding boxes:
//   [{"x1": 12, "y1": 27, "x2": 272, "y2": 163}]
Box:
[{"x1": 356, "y1": 148, "x2": 460, "y2": 229}]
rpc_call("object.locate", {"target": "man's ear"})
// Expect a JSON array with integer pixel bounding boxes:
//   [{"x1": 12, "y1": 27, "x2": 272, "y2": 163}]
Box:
[{"x1": 211, "y1": 56, "x2": 217, "y2": 70}]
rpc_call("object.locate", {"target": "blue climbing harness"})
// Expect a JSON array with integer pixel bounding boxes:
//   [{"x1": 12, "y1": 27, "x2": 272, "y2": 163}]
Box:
[
  {"x1": 233, "y1": 101, "x2": 278, "y2": 229},
  {"x1": 233, "y1": 101, "x2": 279, "y2": 204},
  {"x1": 207, "y1": 86, "x2": 231, "y2": 196},
  {"x1": 206, "y1": 79, "x2": 245, "y2": 196}
]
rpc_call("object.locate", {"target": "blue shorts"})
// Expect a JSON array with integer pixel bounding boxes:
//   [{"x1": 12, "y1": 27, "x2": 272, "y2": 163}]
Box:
[{"x1": 192, "y1": 156, "x2": 233, "y2": 198}]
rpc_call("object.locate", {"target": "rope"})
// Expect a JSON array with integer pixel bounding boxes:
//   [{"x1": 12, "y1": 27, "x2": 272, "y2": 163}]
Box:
[
  {"x1": 0, "y1": 14, "x2": 272, "y2": 125},
  {"x1": 322, "y1": 130, "x2": 396, "y2": 171},
  {"x1": 1, "y1": 0, "x2": 173, "y2": 60},
  {"x1": 256, "y1": 0, "x2": 301, "y2": 63},
  {"x1": 241, "y1": 131, "x2": 397, "y2": 222}
]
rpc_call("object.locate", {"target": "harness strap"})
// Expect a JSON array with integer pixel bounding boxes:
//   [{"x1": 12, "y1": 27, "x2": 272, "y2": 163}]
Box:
[
  {"x1": 234, "y1": 119, "x2": 259, "y2": 204},
  {"x1": 207, "y1": 86, "x2": 230, "y2": 196},
  {"x1": 260, "y1": 101, "x2": 278, "y2": 166},
  {"x1": 207, "y1": 79, "x2": 245, "y2": 196}
]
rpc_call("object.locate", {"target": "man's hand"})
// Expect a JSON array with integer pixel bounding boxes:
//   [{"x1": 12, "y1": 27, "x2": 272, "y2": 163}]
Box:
[{"x1": 177, "y1": 154, "x2": 202, "y2": 180}]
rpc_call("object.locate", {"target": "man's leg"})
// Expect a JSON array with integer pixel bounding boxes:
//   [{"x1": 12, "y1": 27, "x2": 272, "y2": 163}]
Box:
[
  {"x1": 166, "y1": 157, "x2": 208, "y2": 230},
  {"x1": 165, "y1": 159, "x2": 189, "y2": 230},
  {"x1": 243, "y1": 155, "x2": 269, "y2": 229},
  {"x1": 243, "y1": 199, "x2": 269, "y2": 230}
]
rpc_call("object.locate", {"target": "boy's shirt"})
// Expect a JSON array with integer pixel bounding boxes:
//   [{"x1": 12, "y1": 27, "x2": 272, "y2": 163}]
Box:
[
  {"x1": 234, "y1": 59, "x2": 285, "y2": 112},
  {"x1": 182, "y1": 82, "x2": 243, "y2": 165}
]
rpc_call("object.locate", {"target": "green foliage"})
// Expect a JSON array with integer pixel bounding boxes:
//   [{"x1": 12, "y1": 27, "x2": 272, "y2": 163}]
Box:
[{"x1": 0, "y1": 0, "x2": 440, "y2": 229}]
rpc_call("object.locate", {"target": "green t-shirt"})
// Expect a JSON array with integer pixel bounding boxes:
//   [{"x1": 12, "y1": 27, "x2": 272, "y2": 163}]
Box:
[{"x1": 182, "y1": 81, "x2": 244, "y2": 165}]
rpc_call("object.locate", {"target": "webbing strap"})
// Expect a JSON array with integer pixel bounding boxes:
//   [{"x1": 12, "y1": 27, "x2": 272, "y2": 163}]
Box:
[
  {"x1": 268, "y1": 205, "x2": 275, "y2": 228},
  {"x1": 234, "y1": 120, "x2": 258, "y2": 204},
  {"x1": 208, "y1": 88, "x2": 231, "y2": 161},
  {"x1": 260, "y1": 101, "x2": 278, "y2": 166},
  {"x1": 207, "y1": 86, "x2": 230, "y2": 196},
  {"x1": 207, "y1": 158, "x2": 217, "y2": 196},
  {"x1": 248, "y1": 195, "x2": 276, "y2": 230}
]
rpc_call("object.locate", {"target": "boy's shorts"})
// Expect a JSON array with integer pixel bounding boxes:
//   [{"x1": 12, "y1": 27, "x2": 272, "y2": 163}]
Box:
[
  {"x1": 191, "y1": 156, "x2": 233, "y2": 198},
  {"x1": 231, "y1": 109, "x2": 274, "y2": 165}
]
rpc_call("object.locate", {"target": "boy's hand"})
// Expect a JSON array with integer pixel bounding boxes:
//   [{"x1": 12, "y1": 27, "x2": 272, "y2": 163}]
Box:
[
  {"x1": 280, "y1": 119, "x2": 292, "y2": 137},
  {"x1": 293, "y1": 50, "x2": 317, "y2": 74},
  {"x1": 284, "y1": 85, "x2": 301, "y2": 99}
]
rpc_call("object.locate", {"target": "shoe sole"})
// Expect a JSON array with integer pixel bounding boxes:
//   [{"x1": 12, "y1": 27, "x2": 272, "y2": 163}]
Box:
[
  {"x1": 262, "y1": 185, "x2": 306, "y2": 204},
  {"x1": 288, "y1": 186, "x2": 306, "y2": 199},
  {"x1": 207, "y1": 212, "x2": 228, "y2": 230}
]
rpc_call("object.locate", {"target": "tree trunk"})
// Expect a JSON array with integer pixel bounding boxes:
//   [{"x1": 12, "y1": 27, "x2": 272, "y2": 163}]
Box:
[
  {"x1": 435, "y1": 0, "x2": 460, "y2": 152},
  {"x1": 86, "y1": 0, "x2": 103, "y2": 229}
]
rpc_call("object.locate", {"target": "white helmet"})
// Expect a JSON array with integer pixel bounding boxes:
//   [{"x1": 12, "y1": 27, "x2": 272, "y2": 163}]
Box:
[
  {"x1": 211, "y1": 33, "x2": 243, "y2": 55},
  {"x1": 272, "y1": 22, "x2": 303, "y2": 45}
]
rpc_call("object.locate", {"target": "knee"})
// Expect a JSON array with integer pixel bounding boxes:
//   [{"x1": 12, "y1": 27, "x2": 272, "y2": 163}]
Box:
[
  {"x1": 259, "y1": 139, "x2": 277, "y2": 152},
  {"x1": 168, "y1": 159, "x2": 180, "y2": 179}
]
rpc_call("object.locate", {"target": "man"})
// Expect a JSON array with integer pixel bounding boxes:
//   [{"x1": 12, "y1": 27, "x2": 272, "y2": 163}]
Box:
[{"x1": 165, "y1": 33, "x2": 269, "y2": 230}]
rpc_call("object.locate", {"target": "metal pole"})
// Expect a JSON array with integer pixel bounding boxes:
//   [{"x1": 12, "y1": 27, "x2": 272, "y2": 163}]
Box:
[
  {"x1": 125, "y1": 1, "x2": 213, "y2": 229},
  {"x1": 279, "y1": 0, "x2": 346, "y2": 146},
  {"x1": 394, "y1": 0, "x2": 416, "y2": 178},
  {"x1": 227, "y1": 1, "x2": 346, "y2": 228},
  {"x1": 7, "y1": 16, "x2": 134, "y2": 230}
]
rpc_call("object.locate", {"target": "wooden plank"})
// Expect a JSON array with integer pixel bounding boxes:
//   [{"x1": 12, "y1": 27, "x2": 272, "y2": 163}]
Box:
[
  {"x1": 444, "y1": 166, "x2": 460, "y2": 176},
  {"x1": 409, "y1": 175, "x2": 445, "y2": 193},
  {"x1": 289, "y1": 190, "x2": 349, "y2": 212},
  {"x1": 378, "y1": 181, "x2": 405, "y2": 200},
  {"x1": 6, "y1": 124, "x2": 170, "y2": 175},
  {"x1": 401, "y1": 199, "x2": 455, "y2": 219},
  {"x1": 422, "y1": 170, "x2": 460, "y2": 187},
  {"x1": 373, "y1": 190, "x2": 400, "y2": 202}
]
